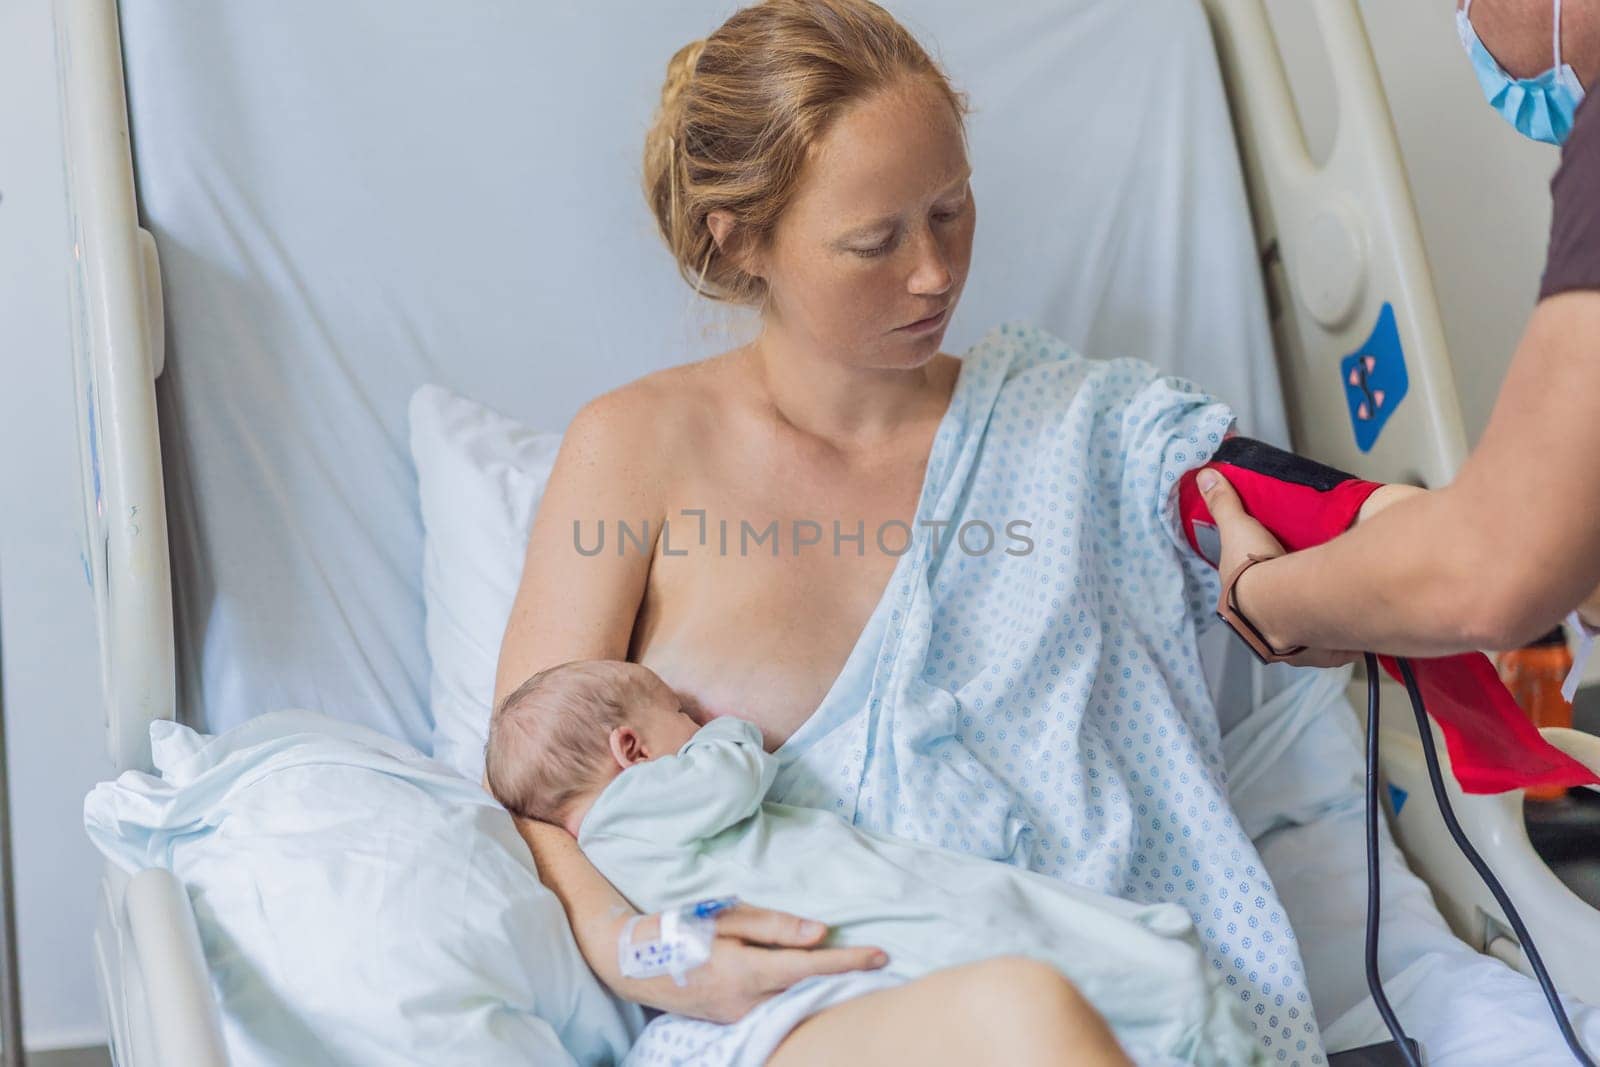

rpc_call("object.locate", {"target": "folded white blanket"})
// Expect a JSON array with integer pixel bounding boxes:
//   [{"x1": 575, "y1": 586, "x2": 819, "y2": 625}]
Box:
[{"x1": 84, "y1": 709, "x2": 645, "y2": 1066}]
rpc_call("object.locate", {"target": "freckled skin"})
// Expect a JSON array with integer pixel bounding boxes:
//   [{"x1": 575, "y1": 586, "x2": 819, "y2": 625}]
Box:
[{"x1": 625, "y1": 78, "x2": 976, "y2": 750}]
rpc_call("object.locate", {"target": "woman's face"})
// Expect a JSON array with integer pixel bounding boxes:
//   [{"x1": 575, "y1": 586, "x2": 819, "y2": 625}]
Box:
[{"x1": 753, "y1": 77, "x2": 975, "y2": 369}]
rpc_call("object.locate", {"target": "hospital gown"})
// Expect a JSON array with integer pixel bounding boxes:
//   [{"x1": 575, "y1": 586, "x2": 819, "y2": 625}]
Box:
[
  {"x1": 581, "y1": 716, "x2": 1263, "y2": 1066},
  {"x1": 623, "y1": 322, "x2": 1323, "y2": 1066}
]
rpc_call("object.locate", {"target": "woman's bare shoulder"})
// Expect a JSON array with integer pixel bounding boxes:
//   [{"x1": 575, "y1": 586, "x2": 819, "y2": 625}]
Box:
[
  {"x1": 569, "y1": 343, "x2": 958, "y2": 461},
  {"x1": 586, "y1": 347, "x2": 740, "y2": 416},
  {"x1": 560, "y1": 348, "x2": 744, "y2": 483}
]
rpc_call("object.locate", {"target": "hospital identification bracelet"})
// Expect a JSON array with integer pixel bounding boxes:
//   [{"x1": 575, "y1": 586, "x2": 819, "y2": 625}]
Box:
[
  {"x1": 1217, "y1": 553, "x2": 1308, "y2": 664},
  {"x1": 616, "y1": 897, "x2": 737, "y2": 986}
]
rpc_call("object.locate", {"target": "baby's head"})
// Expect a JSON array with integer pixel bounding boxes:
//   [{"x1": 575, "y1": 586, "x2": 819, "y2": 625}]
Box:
[{"x1": 484, "y1": 659, "x2": 701, "y2": 835}]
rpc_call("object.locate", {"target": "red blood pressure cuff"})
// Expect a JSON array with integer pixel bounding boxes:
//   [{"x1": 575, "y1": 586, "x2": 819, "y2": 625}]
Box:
[{"x1": 1177, "y1": 437, "x2": 1598, "y2": 795}]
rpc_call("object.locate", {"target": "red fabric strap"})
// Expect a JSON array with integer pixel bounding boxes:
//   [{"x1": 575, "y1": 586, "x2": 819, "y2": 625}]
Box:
[{"x1": 1177, "y1": 460, "x2": 1598, "y2": 795}]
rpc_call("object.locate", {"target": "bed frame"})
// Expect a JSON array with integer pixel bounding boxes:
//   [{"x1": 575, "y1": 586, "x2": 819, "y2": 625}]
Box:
[
  {"x1": 1201, "y1": 0, "x2": 1600, "y2": 1007},
  {"x1": 54, "y1": 0, "x2": 1600, "y2": 1061},
  {"x1": 55, "y1": 0, "x2": 226, "y2": 1061}
]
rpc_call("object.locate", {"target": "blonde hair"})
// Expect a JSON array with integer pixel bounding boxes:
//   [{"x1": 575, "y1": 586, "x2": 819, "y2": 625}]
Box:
[
  {"x1": 484, "y1": 660, "x2": 639, "y2": 825},
  {"x1": 642, "y1": 0, "x2": 971, "y2": 307}
]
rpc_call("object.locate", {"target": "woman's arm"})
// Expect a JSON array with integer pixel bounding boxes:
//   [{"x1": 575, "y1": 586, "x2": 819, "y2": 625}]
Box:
[
  {"x1": 1202, "y1": 290, "x2": 1600, "y2": 657},
  {"x1": 493, "y1": 386, "x2": 661, "y2": 706},
  {"x1": 515, "y1": 816, "x2": 882, "y2": 1022},
  {"x1": 494, "y1": 385, "x2": 885, "y2": 1020}
]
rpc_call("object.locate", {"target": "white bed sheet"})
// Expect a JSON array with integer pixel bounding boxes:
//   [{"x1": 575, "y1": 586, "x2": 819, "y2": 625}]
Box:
[
  {"x1": 117, "y1": 0, "x2": 1284, "y2": 748},
  {"x1": 84, "y1": 711, "x2": 644, "y2": 1066}
]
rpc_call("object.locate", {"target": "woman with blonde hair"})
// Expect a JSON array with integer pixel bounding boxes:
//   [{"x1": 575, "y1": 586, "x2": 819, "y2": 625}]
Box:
[{"x1": 496, "y1": 1, "x2": 1272, "y2": 1063}]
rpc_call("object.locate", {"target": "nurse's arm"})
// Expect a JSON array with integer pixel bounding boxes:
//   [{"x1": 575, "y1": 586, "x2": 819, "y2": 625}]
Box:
[
  {"x1": 1581, "y1": 588, "x2": 1600, "y2": 629},
  {"x1": 1222, "y1": 290, "x2": 1600, "y2": 657}
]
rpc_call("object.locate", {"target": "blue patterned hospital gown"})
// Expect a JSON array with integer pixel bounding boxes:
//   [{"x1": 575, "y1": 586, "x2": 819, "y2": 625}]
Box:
[{"x1": 624, "y1": 322, "x2": 1323, "y2": 1066}]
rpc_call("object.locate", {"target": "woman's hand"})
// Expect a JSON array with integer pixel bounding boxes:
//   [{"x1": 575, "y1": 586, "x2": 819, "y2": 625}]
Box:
[
  {"x1": 611, "y1": 903, "x2": 889, "y2": 1023},
  {"x1": 1195, "y1": 469, "x2": 1360, "y2": 669}
]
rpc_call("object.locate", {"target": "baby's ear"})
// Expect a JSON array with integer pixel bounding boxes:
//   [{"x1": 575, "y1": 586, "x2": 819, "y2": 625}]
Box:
[{"x1": 608, "y1": 725, "x2": 647, "y2": 769}]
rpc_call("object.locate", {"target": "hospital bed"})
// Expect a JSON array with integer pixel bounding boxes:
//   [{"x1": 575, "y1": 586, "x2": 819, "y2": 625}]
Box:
[{"x1": 51, "y1": 0, "x2": 1600, "y2": 1062}]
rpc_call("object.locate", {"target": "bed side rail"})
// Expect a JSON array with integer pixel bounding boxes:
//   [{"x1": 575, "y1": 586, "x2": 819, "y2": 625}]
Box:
[
  {"x1": 124, "y1": 868, "x2": 229, "y2": 1065},
  {"x1": 1371, "y1": 692, "x2": 1600, "y2": 1006},
  {"x1": 1200, "y1": 0, "x2": 1470, "y2": 490},
  {"x1": 53, "y1": 0, "x2": 173, "y2": 772},
  {"x1": 96, "y1": 865, "x2": 228, "y2": 1066}
]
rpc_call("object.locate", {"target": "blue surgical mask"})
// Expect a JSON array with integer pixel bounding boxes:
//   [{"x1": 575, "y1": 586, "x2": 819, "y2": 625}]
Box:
[{"x1": 1457, "y1": 0, "x2": 1587, "y2": 145}]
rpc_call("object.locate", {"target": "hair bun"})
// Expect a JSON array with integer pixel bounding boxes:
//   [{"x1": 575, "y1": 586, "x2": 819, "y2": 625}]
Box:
[
  {"x1": 642, "y1": 0, "x2": 970, "y2": 309},
  {"x1": 662, "y1": 38, "x2": 708, "y2": 115}
]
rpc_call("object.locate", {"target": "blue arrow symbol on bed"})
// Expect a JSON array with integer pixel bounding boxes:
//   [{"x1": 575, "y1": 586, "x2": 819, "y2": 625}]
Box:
[
  {"x1": 1387, "y1": 783, "x2": 1409, "y2": 816},
  {"x1": 1340, "y1": 302, "x2": 1409, "y2": 453}
]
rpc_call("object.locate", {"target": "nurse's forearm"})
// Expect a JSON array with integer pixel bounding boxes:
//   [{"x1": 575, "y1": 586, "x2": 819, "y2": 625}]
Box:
[
  {"x1": 1582, "y1": 588, "x2": 1600, "y2": 629},
  {"x1": 1237, "y1": 293, "x2": 1600, "y2": 656},
  {"x1": 1233, "y1": 487, "x2": 1497, "y2": 656}
]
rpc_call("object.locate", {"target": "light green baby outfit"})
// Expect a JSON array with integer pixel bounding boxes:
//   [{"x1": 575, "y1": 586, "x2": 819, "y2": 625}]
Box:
[{"x1": 578, "y1": 717, "x2": 1262, "y2": 1066}]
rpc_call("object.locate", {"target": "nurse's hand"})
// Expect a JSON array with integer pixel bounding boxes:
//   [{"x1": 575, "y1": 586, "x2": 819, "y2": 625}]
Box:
[
  {"x1": 612, "y1": 904, "x2": 889, "y2": 1023},
  {"x1": 1196, "y1": 469, "x2": 1362, "y2": 669}
]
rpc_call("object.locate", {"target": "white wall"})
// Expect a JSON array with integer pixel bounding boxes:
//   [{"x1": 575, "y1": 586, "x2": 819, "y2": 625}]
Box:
[
  {"x1": 0, "y1": 0, "x2": 1565, "y2": 1052},
  {"x1": 0, "y1": 0, "x2": 119, "y2": 1053},
  {"x1": 1267, "y1": 0, "x2": 1561, "y2": 444}
]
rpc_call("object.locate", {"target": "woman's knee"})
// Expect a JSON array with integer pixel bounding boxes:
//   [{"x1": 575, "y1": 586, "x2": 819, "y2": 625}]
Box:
[
  {"x1": 948, "y1": 956, "x2": 1130, "y2": 1066},
  {"x1": 956, "y1": 956, "x2": 1087, "y2": 1016}
]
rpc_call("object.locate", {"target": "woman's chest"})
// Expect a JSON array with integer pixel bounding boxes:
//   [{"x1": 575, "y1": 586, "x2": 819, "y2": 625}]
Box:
[{"x1": 629, "y1": 453, "x2": 928, "y2": 749}]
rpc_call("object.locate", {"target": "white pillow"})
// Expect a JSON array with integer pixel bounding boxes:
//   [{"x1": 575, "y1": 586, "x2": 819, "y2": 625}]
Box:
[
  {"x1": 84, "y1": 710, "x2": 645, "y2": 1066},
  {"x1": 409, "y1": 384, "x2": 563, "y2": 784}
]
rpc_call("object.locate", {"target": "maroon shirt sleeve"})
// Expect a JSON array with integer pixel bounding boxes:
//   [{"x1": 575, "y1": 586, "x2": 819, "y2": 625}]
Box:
[{"x1": 1539, "y1": 90, "x2": 1600, "y2": 300}]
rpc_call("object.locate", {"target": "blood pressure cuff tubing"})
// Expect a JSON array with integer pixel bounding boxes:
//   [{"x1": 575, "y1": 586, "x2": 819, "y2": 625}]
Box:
[{"x1": 1177, "y1": 437, "x2": 1599, "y2": 795}]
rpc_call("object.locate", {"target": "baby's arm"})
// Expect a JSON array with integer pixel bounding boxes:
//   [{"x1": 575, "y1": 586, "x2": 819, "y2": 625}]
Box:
[{"x1": 578, "y1": 717, "x2": 778, "y2": 849}]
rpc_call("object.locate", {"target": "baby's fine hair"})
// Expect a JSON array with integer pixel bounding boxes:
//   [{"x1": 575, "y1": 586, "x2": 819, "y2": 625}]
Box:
[{"x1": 484, "y1": 659, "x2": 639, "y2": 825}]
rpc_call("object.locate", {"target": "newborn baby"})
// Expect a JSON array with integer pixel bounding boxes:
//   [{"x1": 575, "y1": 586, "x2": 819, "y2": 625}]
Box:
[{"x1": 485, "y1": 659, "x2": 1262, "y2": 1067}]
